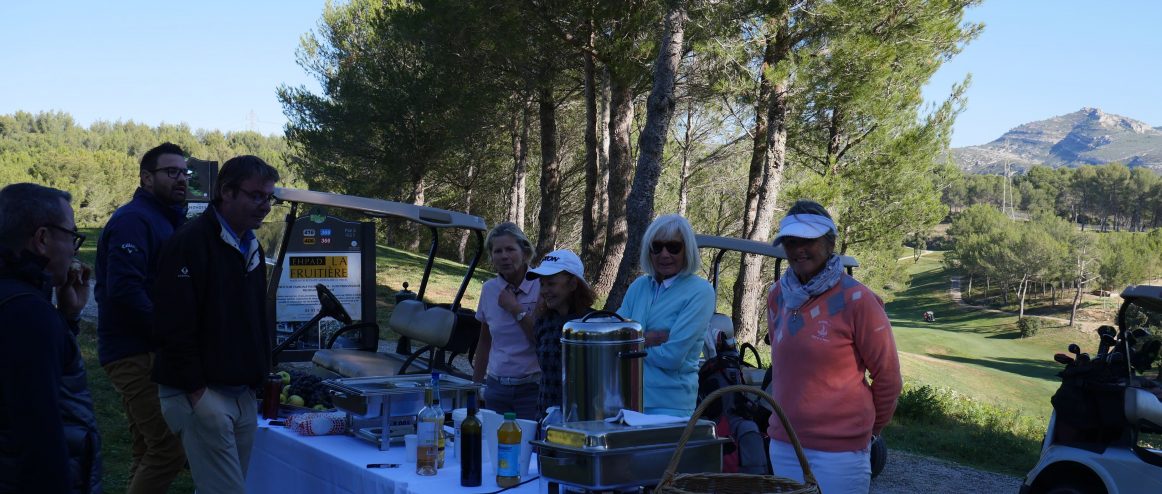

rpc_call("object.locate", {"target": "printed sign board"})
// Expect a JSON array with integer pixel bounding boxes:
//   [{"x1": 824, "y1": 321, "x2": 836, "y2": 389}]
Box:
[
  {"x1": 185, "y1": 158, "x2": 216, "y2": 219},
  {"x1": 273, "y1": 212, "x2": 376, "y2": 360}
]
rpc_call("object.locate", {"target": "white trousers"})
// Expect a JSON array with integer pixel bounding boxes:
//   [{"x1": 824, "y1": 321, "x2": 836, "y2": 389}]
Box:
[{"x1": 769, "y1": 438, "x2": 871, "y2": 494}]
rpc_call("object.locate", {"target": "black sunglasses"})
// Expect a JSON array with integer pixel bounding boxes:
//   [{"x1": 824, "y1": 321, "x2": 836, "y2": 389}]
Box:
[
  {"x1": 236, "y1": 188, "x2": 276, "y2": 206},
  {"x1": 44, "y1": 224, "x2": 86, "y2": 251},
  {"x1": 151, "y1": 166, "x2": 193, "y2": 179},
  {"x1": 650, "y1": 240, "x2": 684, "y2": 255}
]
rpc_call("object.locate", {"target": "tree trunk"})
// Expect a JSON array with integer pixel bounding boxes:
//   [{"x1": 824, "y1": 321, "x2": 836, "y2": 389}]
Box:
[
  {"x1": 535, "y1": 84, "x2": 561, "y2": 258},
  {"x1": 581, "y1": 33, "x2": 607, "y2": 279},
  {"x1": 731, "y1": 19, "x2": 790, "y2": 346},
  {"x1": 604, "y1": 2, "x2": 686, "y2": 311},
  {"x1": 677, "y1": 99, "x2": 693, "y2": 217},
  {"x1": 508, "y1": 98, "x2": 531, "y2": 230},
  {"x1": 1018, "y1": 275, "x2": 1028, "y2": 319},
  {"x1": 406, "y1": 172, "x2": 425, "y2": 251},
  {"x1": 458, "y1": 162, "x2": 476, "y2": 263},
  {"x1": 1070, "y1": 279, "x2": 1082, "y2": 327},
  {"x1": 590, "y1": 75, "x2": 635, "y2": 298}
]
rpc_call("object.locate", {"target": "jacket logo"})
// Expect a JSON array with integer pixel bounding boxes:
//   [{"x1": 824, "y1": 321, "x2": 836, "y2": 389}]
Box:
[
  {"x1": 178, "y1": 267, "x2": 191, "y2": 278},
  {"x1": 812, "y1": 320, "x2": 831, "y2": 342},
  {"x1": 119, "y1": 243, "x2": 139, "y2": 254}
]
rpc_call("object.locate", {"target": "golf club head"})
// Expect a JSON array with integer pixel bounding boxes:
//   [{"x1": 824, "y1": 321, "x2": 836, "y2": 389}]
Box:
[
  {"x1": 1077, "y1": 353, "x2": 1091, "y2": 364},
  {"x1": 1097, "y1": 325, "x2": 1117, "y2": 338},
  {"x1": 1068, "y1": 343, "x2": 1082, "y2": 358},
  {"x1": 1053, "y1": 353, "x2": 1075, "y2": 365}
]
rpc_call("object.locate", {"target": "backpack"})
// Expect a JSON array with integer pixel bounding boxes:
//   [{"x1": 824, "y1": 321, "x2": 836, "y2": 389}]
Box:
[{"x1": 697, "y1": 329, "x2": 771, "y2": 475}]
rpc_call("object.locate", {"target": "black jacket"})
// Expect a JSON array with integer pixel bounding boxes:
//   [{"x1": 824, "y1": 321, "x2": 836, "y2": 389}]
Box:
[
  {"x1": 95, "y1": 187, "x2": 186, "y2": 365},
  {"x1": 151, "y1": 206, "x2": 272, "y2": 391},
  {"x1": 0, "y1": 249, "x2": 102, "y2": 494}
]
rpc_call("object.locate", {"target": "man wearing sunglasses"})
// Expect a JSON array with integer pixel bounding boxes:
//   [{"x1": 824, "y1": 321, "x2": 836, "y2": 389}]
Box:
[
  {"x1": 94, "y1": 142, "x2": 189, "y2": 493},
  {"x1": 0, "y1": 183, "x2": 102, "y2": 493},
  {"x1": 153, "y1": 155, "x2": 279, "y2": 493}
]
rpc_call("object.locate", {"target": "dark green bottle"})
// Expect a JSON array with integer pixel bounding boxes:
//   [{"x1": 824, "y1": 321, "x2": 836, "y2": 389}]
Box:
[{"x1": 460, "y1": 392, "x2": 482, "y2": 487}]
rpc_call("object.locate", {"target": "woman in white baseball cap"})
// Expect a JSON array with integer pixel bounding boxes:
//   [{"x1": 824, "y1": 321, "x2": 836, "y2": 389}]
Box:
[
  {"x1": 524, "y1": 249, "x2": 595, "y2": 418},
  {"x1": 765, "y1": 200, "x2": 901, "y2": 494}
]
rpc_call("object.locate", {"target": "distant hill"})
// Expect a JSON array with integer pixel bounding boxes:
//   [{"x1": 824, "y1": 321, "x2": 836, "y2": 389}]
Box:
[{"x1": 951, "y1": 107, "x2": 1162, "y2": 174}]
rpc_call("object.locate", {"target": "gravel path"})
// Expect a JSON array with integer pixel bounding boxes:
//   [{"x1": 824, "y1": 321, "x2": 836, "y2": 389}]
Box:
[{"x1": 871, "y1": 449, "x2": 1022, "y2": 493}]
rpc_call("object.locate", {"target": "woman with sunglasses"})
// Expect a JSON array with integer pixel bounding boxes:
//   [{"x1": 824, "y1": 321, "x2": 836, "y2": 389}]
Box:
[
  {"x1": 615, "y1": 214, "x2": 715, "y2": 417},
  {"x1": 765, "y1": 200, "x2": 901, "y2": 494}
]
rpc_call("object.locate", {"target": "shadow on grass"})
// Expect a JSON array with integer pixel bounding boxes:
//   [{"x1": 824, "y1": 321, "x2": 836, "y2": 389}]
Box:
[{"x1": 928, "y1": 354, "x2": 1062, "y2": 381}]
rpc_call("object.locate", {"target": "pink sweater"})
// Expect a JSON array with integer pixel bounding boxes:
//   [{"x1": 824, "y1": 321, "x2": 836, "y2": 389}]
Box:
[{"x1": 766, "y1": 275, "x2": 902, "y2": 452}]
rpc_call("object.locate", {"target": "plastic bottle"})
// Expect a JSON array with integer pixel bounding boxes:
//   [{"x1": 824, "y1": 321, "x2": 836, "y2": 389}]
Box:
[
  {"x1": 460, "y1": 392, "x2": 482, "y2": 487},
  {"x1": 496, "y1": 412, "x2": 521, "y2": 487},
  {"x1": 430, "y1": 372, "x2": 446, "y2": 467},
  {"x1": 416, "y1": 387, "x2": 440, "y2": 476},
  {"x1": 261, "y1": 373, "x2": 282, "y2": 420}
]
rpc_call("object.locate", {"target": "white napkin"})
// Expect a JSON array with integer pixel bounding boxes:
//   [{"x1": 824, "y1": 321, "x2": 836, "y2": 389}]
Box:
[{"x1": 604, "y1": 409, "x2": 688, "y2": 426}]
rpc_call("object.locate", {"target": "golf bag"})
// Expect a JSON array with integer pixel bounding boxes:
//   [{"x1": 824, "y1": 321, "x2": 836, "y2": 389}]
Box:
[{"x1": 697, "y1": 323, "x2": 771, "y2": 475}]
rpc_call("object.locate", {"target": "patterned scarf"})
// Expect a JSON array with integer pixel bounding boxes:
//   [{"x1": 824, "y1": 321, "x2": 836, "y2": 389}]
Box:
[{"x1": 778, "y1": 254, "x2": 843, "y2": 311}]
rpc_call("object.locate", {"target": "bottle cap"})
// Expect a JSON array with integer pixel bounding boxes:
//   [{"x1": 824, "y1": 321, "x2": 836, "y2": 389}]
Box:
[{"x1": 504, "y1": 412, "x2": 516, "y2": 420}]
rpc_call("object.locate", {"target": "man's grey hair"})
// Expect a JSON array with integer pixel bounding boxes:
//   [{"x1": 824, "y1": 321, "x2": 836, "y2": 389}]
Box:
[
  {"x1": 0, "y1": 183, "x2": 72, "y2": 251},
  {"x1": 484, "y1": 222, "x2": 535, "y2": 265},
  {"x1": 638, "y1": 214, "x2": 701, "y2": 278}
]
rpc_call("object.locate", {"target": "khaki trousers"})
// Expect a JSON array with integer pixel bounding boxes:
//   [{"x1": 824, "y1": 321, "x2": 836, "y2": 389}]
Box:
[
  {"x1": 159, "y1": 385, "x2": 257, "y2": 494},
  {"x1": 103, "y1": 353, "x2": 186, "y2": 494}
]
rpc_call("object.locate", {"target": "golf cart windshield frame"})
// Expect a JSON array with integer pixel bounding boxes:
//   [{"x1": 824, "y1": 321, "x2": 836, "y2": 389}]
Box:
[
  {"x1": 268, "y1": 187, "x2": 488, "y2": 311},
  {"x1": 694, "y1": 234, "x2": 859, "y2": 290}
]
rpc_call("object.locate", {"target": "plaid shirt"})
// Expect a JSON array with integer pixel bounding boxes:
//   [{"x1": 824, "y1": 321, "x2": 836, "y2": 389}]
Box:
[{"x1": 534, "y1": 308, "x2": 590, "y2": 416}]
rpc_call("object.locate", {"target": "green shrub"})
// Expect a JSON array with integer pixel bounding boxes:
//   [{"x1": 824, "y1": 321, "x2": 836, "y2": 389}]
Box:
[{"x1": 1017, "y1": 317, "x2": 1042, "y2": 338}]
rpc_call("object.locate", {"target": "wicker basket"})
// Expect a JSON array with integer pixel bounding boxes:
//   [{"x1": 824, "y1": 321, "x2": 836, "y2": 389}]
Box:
[{"x1": 654, "y1": 384, "x2": 820, "y2": 494}]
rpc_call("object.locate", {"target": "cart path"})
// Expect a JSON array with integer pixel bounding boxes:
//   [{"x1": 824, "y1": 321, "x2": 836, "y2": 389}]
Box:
[{"x1": 871, "y1": 449, "x2": 1021, "y2": 493}]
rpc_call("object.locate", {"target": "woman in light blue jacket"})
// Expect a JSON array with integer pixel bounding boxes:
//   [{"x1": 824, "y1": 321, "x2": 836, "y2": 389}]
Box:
[{"x1": 616, "y1": 214, "x2": 715, "y2": 417}]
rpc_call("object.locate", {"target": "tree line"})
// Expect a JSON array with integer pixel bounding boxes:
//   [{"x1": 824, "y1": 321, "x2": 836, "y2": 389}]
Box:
[
  {"x1": 942, "y1": 203, "x2": 1162, "y2": 325},
  {"x1": 0, "y1": 111, "x2": 301, "y2": 226},
  {"x1": 278, "y1": 0, "x2": 982, "y2": 345},
  {"x1": 941, "y1": 162, "x2": 1162, "y2": 232}
]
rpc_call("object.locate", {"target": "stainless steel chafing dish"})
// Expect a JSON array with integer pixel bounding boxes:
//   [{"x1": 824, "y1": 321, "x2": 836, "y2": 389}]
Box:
[
  {"x1": 323, "y1": 374, "x2": 481, "y2": 450},
  {"x1": 532, "y1": 419, "x2": 728, "y2": 491}
]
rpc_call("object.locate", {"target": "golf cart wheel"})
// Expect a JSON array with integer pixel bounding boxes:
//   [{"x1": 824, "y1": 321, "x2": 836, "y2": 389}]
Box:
[{"x1": 870, "y1": 434, "x2": 887, "y2": 478}]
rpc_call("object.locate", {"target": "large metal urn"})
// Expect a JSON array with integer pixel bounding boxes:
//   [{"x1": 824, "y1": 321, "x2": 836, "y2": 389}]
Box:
[{"x1": 561, "y1": 311, "x2": 645, "y2": 422}]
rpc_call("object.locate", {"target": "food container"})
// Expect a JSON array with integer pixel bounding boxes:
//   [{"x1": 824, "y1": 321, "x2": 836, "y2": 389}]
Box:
[
  {"x1": 562, "y1": 311, "x2": 645, "y2": 421},
  {"x1": 323, "y1": 374, "x2": 482, "y2": 450},
  {"x1": 532, "y1": 419, "x2": 727, "y2": 491}
]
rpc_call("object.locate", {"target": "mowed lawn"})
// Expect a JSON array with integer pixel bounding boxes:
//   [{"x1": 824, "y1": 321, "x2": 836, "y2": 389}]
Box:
[{"x1": 886, "y1": 251, "x2": 1101, "y2": 421}]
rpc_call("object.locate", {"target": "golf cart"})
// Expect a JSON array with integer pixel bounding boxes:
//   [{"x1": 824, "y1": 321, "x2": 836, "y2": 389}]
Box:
[
  {"x1": 265, "y1": 187, "x2": 488, "y2": 380},
  {"x1": 1021, "y1": 285, "x2": 1162, "y2": 494}
]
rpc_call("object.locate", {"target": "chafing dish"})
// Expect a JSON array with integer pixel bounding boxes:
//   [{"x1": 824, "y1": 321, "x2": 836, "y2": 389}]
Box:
[
  {"x1": 323, "y1": 374, "x2": 481, "y2": 450},
  {"x1": 532, "y1": 419, "x2": 727, "y2": 491}
]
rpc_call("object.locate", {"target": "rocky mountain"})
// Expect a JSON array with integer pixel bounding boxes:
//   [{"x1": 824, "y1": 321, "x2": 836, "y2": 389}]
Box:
[{"x1": 951, "y1": 108, "x2": 1162, "y2": 174}]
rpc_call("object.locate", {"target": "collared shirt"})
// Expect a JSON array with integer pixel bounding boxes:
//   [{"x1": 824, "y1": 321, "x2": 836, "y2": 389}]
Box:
[
  {"x1": 653, "y1": 275, "x2": 678, "y2": 302},
  {"x1": 213, "y1": 209, "x2": 261, "y2": 272},
  {"x1": 475, "y1": 275, "x2": 541, "y2": 378}
]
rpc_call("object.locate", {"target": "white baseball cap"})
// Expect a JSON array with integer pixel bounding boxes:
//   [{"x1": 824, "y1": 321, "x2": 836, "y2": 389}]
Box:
[
  {"x1": 526, "y1": 249, "x2": 586, "y2": 285},
  {"x1": 772, "y1": 213, "x2": 838, "y2": 246}
]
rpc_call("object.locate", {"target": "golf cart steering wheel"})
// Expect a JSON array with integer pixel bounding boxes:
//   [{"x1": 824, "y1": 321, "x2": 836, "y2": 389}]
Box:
[{"x1": 316, "y1": 283, "x2": 353, "y2": 326}]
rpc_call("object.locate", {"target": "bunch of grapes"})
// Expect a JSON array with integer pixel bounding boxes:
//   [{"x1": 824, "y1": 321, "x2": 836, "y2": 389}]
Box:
[{"x1": 276, "y1": 367, "x2": 335, "y2": 410}]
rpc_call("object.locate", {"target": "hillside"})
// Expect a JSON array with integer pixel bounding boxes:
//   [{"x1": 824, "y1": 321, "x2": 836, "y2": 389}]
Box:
[{"x1": 952, "y1": 107, "x2": 1162, "y2": 174}]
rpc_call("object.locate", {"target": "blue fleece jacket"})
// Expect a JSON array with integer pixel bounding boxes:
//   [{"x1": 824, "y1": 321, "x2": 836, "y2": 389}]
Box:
[
  {"x1": 617, "y1": 273, "x2": 715, "y2": 416},
  {"x1": 95, "y1": 187, "x2": 186, "y2": 365}
]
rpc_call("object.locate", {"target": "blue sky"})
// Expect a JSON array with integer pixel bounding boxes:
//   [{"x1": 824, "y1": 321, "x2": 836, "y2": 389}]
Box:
[{"x1": 1, "y1": 1, "x2": 1158, "y2": 146}]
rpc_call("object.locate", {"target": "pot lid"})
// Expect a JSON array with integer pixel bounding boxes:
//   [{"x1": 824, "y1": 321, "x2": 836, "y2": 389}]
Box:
[{"x1": 563, "y1": 311, "x2": 643, "y2": 343}]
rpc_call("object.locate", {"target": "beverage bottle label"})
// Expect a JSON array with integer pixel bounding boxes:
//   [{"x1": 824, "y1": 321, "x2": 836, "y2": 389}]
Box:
[{"x1": 497, "y1": 443, "x2": 519, "y2": 477}]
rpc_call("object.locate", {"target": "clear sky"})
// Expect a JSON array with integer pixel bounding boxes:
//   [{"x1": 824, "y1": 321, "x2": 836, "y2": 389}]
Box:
[
  {"x1": 922, "y1": 0, "x2": 1162, "y2": 147},
  {"x1": 1, "y1": 1, "x2": 1158, "y2": 146},
  {"x1": 0, "y1": 0, "x2": 323, "y2": 136}
]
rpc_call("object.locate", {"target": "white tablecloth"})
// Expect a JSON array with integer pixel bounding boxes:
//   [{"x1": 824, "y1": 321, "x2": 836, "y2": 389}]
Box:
[{"x1": 246, "y1": 419, "x2": 541, "y2": 494}]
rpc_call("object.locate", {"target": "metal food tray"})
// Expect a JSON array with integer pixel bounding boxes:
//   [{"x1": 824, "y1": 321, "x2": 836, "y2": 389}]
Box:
[
  {"x1": 323, "y1": 374, "x2": 481, "y2": 451},
  {"x1": 533, "y1": 419, "x2": 728, "y2": 490}
]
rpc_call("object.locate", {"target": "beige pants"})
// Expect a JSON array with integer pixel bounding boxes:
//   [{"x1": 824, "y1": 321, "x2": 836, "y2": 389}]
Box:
[
  {"x1": 159, "y1": 385, "x2": 257, "y2": 494},
  {"x1": 104, "y1": 353, "x2": 186, "y2": 494}
]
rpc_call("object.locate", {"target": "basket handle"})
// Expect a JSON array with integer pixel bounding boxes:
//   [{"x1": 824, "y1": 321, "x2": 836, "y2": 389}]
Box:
[{"x1": 657, "y1": 384, "x2": 817, "y2": 488}]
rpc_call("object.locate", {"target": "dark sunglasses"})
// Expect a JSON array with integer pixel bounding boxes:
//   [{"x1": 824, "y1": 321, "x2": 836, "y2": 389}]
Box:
[
  {"x1": 650, "y1": 240, "x2": 683, "y2": 255},
  {"x1": 151, "y1": 166, "x2": 193, "y2": 180},
  {"x1": 44, "y1": 224, "x2": 86, "y2": 251}
]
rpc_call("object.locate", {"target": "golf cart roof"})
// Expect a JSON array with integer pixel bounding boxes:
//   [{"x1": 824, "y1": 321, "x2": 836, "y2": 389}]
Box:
[
  {"x1": 1119, "y1": 285, "x2": 1162, "y2": 312},
  {"x1": 274, "y1": 187, "x2": 488, "y2": 232},
  {"x1": 694, "y1": 234, "x2": 860, "y2": 268}
]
